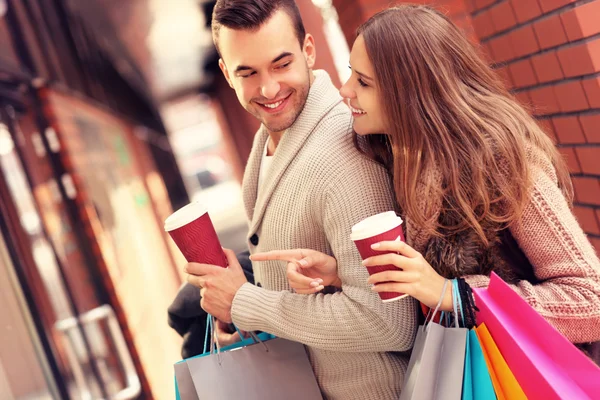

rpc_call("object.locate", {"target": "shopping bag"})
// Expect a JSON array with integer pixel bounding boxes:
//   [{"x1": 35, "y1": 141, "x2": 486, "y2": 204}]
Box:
[
  {"x1": 462, "y1": 329, "x2": 496, "y2": 400},
  {"x1": 401, "y1": 279, "x2": 468, "y2": 400},
  {"x1": 476, "y1": 324, "x2": 526, "y2": 399},
  {"x1": 174, "y1": 316, "x2": 322, "y2": 400},
  {"x1": 474, "y1": 272, "x2": 600, "y2": 399}
]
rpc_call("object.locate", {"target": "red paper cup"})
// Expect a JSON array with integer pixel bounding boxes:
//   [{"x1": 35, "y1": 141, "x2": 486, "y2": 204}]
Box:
[
  {"x1": 164, "y1": 202, "x2": 228, "y2": 267},
  {"x1": 351, "y1": 211, "x2": 408, "y2": 302}
]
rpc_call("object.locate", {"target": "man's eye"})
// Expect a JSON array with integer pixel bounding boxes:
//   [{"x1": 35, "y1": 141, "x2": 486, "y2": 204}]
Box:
[
  {"x1": 241, "y1": 71, "x2": 256, "y2": 78},
  {"x1": 277, "y1": 62, "x2": 291, "y2": 69}
]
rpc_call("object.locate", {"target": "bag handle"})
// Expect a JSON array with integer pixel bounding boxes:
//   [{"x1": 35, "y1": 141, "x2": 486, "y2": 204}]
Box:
[
  {"x1": 203, "y1": 314, "x2": 268, "y2": 356},
  {"x1": 452, "y1": 279, "x2": 464, "y2": 328},
  {"x1": 425, "y1": 278, "x2": 449, "y2": 332}
]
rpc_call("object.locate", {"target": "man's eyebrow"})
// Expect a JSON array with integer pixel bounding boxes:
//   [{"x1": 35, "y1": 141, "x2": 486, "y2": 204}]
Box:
[
  {"x1": 234, "y1": 65, "x2": 253, "y2": 73},
  {"x1": 233, "y1": 52, "x2": 293, "y2": 74},
  {"x1": 272, "y1": 52, "x2": 293, "y2": 63}
]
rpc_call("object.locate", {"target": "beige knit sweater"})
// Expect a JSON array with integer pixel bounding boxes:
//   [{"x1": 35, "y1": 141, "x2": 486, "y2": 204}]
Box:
[{"x1": 231, "y1": 71, "x2": 419, "y2": 400}]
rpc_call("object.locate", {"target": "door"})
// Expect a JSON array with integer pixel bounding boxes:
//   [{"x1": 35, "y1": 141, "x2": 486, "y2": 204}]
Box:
[{"x1": 0, "y1": 102, "x2": 145, "y2": 399}]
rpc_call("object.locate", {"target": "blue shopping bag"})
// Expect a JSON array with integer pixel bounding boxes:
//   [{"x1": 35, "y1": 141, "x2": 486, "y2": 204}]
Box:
[{"x1": 462, "y1": 329, "x2": 496, "y2": 400}]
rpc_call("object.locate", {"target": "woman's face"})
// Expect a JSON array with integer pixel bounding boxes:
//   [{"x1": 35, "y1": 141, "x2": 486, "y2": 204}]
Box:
[{"x1": 339, "y1": 35, "x2": 387, "y2": 136}]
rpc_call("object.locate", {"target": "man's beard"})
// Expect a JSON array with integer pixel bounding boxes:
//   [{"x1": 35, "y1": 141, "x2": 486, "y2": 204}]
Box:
[{"x1": 248, "y1": 69, "x2": 311, "y2": 133}]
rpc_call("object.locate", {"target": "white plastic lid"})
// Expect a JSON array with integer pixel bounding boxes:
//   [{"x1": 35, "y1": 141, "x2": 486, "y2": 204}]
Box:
[
  {"x1": 164, "y1": 201, "x2": 208, "y2": 232},
  {"x1": 350, "y1": 211, "x2": 403, "y2": 241}
]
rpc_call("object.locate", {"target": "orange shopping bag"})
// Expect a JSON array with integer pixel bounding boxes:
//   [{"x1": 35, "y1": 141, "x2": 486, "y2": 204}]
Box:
[{"x1": 475, "y1": 323, "x2": 527, "y2": 400}]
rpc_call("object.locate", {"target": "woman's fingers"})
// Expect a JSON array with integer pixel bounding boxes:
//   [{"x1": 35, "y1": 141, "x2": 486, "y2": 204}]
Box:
[
  {"x1": 362, "y1": 253, "x2": 409, "y2": 269},
  {"x1": 371, "y1": 240, "x2": 421, "y2": 258},
  {"x1": 250, "y1": 249, "x2": 307, "y2": 262},
  {"x1": 287, "y1": 262, "x2": 321, "y2": 286},
  {"x1": 367, "y1": 270, "x2": 416, "y2": 285}
]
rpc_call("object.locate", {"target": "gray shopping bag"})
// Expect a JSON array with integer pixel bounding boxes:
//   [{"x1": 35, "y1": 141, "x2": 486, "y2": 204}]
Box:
[
  {"x1": 177, "y1": 316, "x2": 322, "y2": 400},
  {"x1": 174, "y1": 360, "x2": 199, "y2": 400},
  {"x1": 400, "y1": 280, "x2": 468, "y2": 400}
]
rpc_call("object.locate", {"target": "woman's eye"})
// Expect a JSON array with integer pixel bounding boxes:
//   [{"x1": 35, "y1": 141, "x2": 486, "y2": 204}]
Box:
[{"x1": 358, "y1": 78, "x2": 368, "y2": 87}]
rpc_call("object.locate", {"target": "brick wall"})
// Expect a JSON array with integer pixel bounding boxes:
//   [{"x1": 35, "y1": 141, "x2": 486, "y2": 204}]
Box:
[{"x1": 334, "y1": 0, "x2": 600, "y2": 252}]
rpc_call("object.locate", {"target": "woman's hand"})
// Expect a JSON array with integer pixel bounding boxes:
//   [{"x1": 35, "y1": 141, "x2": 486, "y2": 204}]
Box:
[
  {"x1": 365, "y1": 241, "x2": 453, "y2": 311},
  {"x1": 250, "y1": 249, "x2": 341, "y2": 294}
]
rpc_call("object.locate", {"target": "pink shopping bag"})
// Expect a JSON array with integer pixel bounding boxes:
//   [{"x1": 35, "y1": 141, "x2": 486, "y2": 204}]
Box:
[{"x1": 473, "y1": 272, "x2": 600, "y2": 400}]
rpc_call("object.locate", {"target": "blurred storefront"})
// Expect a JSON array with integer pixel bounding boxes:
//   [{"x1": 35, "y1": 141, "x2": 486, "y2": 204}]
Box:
[{"x1": 0, "y1": 0, "x2": 186, "y2": 399}]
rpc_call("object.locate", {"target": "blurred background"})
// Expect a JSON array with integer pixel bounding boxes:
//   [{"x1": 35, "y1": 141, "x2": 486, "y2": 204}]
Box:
[{"x1": 0, "y1": 0, "x2": 598, "y2": 399}]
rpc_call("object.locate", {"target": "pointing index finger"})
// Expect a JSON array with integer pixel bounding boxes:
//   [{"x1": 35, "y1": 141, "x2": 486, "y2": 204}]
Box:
[{"x1": 250, "y1": 249, "x2": 305, "y2": 262}]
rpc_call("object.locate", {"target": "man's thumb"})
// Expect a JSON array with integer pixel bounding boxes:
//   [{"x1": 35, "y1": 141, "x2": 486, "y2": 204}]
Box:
[{"x1": 223, "y1": 248, "x2": 241, "y2": 270}]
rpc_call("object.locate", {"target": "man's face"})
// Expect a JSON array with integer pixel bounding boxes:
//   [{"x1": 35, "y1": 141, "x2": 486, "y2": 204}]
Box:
[{"x1": 218, "y1": 10, "x2": 316, "y2": 134}]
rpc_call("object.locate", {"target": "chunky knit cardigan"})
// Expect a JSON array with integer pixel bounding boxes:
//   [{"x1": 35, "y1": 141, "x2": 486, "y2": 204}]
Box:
[{"x1": 231, "y1": 71, "x2": 419, "y2": 400}]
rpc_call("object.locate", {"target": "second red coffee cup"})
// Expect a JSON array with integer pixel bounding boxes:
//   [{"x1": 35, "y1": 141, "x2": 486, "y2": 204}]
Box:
[
  {"x1": 164, "y1": 202, "x2": 228, "y2": 268},
  {"x1": 351, "y1": 211, "x2": 408, "y2": 302}
]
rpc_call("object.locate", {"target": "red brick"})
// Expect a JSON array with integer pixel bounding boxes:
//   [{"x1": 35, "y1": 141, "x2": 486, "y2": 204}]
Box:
[
  {"x1": 552, "y1": 116, "x2": 587, "y2": 144},
  {"x1": 514, "y1": 89, "x2": 532, "y2": 107},
  {"x1": 472, "y1": 10, "x2": 495, "y2": 39},
  {"x1": 495, "y1": 65, "x2": 514, "y2": 88},
  {"x1": 590, "y1": 236, "x2": 600, "y2": 256},
  {"x1": 559, "y1": 146, "x2": 582, "y2": 174},
  {"x1": 580, "y1": 114, "x2": 600, "y2": 143},
  {"x1": 475, "y1": 0, "x2": 496, "y2": 10},
  {"x1": 489, "y1": 35, "x2": 515, "y2": 63},
  {"x1": 582, "y1": 76, "x2": 600, "y2": 108},
  {"x1": 561, "y1": 1, "x2": 600, "y2": 41},
  {"x1": 576, "y1": 147, "x2": 600, "y2": 175},
  {"x1": 509, "y1": 59, "x2": 538, "y2": 88},
  {"x1": 553, "y1": 80, "x2": 590, "y2": 112},
  {"x1": 557, "y1": 38, "x2": 600, "y2": 78},
  {"x1": 465, "y1": 0, "x2": 477, "y2": 13},
  {"x1": 529, "y1": 86, "x2": 561, "y2": 115},
  {"x1": 538, "y1": 118, "x2": 558, "y2": 142},
  {"x1": 572, "y1": 176, "x2": 600, "y2": 204},
  {"x1": 510, "y1": 0, "x2": 542, "y2": 23},
  {"x1": 573, "y1": 206, "x2": 600, "y2": 235},
  {"x1": 490, "y1": 1, "x2": 517, "y2": 32},
  {"x1": 533, "y1": 15, "x2": 569, "y2": 50},
  {"x1": 531, "y1": 51, "x2": 564, "y2": 83},
  {"x1": 509, "y1": 25, "x2": 540, "y2": 58},
  {"x1": 538, "y1": 0, "x2": 576, "y2": 13}
]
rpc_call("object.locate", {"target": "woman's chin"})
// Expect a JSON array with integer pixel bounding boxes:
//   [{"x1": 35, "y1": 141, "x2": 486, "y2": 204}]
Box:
[{"x1": 352, "y1": 122, "x2": 370, "y2": 136}]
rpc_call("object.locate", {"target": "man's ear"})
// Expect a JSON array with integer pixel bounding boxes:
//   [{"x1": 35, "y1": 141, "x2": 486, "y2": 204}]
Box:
[
  {"x1": 218, "y1": 59, "x2": 234, "y2": 88},
  {"x1": 303, "y1": 34, "x2": 316, "y2": 69}
]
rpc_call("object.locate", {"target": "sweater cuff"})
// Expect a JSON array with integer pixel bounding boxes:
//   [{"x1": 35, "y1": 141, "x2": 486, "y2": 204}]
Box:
[
  {"x1": 231, "y1": 282, "x2": 281, "y2": 333},
  {"x1": 464, "y1": 274, "x2": 491, "y2": 289}
]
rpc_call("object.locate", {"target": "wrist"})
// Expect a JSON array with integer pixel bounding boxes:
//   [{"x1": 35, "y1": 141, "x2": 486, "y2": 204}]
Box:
[{"x1": 332, "y1": 277, "x2": 343, "y2": 288}]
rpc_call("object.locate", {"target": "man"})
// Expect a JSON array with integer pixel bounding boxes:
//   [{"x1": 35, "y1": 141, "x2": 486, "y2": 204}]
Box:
[{"x1": 183, "y1": 1, "x2": 418, "y2": 398}]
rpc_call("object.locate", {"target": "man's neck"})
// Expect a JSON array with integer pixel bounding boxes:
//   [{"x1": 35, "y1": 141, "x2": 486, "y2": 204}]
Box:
[{"x1": 265, "y1": 131, "x2": 283, "y2": 156}]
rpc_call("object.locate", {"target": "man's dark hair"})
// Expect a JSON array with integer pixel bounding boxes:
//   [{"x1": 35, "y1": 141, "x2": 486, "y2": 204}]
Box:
[{"x1": 212, "y1": 0, "x2": 306, "y2": 56}]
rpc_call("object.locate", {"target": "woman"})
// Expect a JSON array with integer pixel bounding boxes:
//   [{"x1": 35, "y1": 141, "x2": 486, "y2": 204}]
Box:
[{"x1": 251, "y1": 5, "x2": 600, "y2": 355}]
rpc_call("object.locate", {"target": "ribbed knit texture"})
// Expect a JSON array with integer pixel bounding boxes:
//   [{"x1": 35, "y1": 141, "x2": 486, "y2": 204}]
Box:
[
  {"x1": 233, "y1": 71, "x2": 418, "y2": 400},
  {"x1": 407, "y1": 145, "x2": 600, "y2": 344}
]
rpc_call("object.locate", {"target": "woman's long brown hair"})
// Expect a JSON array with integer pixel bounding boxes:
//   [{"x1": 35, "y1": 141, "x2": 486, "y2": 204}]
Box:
[{"x1": 356, "y1": 5, "x2": 572, "y2": 245}]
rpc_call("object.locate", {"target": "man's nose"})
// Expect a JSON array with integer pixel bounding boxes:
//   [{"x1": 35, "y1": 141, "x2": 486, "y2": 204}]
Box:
[{"x1": 260, "y1": 76, "x2": 281, "y2": 100}]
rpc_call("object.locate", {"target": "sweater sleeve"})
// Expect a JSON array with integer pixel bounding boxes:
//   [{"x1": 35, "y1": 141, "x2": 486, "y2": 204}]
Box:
[
  {"x1": 465, "y1": 161, "x2": 600, "y2": 343},
  {"x1": 231, "y1": 158, "x2": 418, "y2": 352}
]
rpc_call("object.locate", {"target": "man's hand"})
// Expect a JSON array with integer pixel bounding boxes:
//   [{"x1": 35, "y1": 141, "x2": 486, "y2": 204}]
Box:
[
  {"x1": 185, "y1": 248, "x2": 248, "y2": 323},
  {"x1": 215, "y1": 319, "x2": 246, "y2": 347}
]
